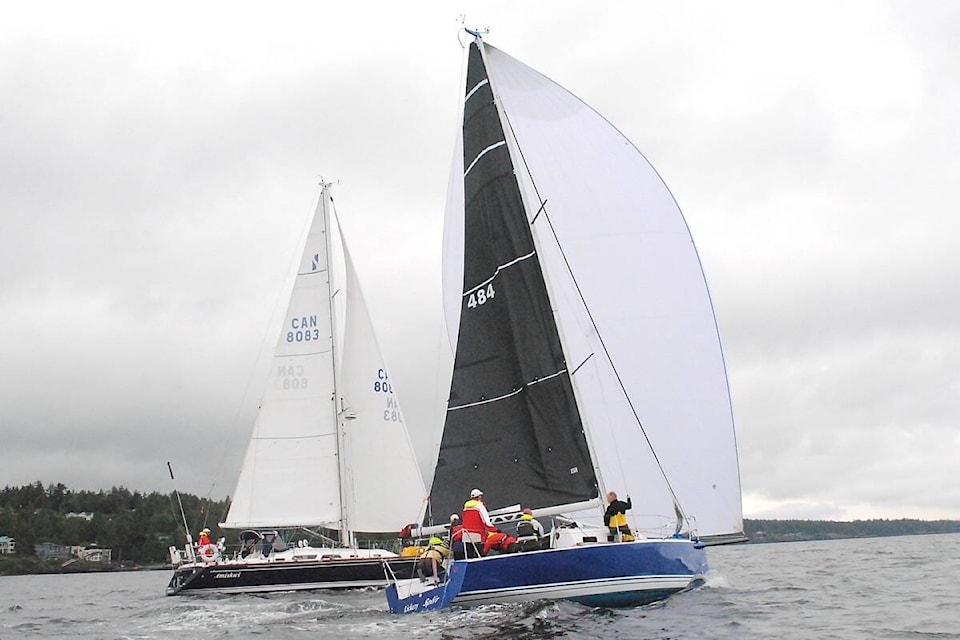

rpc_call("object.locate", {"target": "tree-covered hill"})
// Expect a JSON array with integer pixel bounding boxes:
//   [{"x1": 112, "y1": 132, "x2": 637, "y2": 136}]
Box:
[
  {"x1": 743, "y1": 518, "x2": 959, "y2": 542},
  {"x1": 0, "y1": 481, "x2": 229, "y2": 568}
]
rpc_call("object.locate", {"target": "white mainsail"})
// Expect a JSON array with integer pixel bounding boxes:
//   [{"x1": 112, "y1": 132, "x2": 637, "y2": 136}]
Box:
[
  {"x1": 222, "y1": 185, "x2": 426, "y2": 534},
  {"x1": 441, "y1": 43, "x2": 743, "y2": 539}
]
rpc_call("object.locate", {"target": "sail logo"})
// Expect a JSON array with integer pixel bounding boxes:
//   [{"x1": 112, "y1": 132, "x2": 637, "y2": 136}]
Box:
[{"x1": 311, "y1": 253, "x2": 321, "y2": 271}]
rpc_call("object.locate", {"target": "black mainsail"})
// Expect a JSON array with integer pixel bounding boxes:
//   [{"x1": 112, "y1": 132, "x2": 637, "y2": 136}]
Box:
[{"x1": 428, "y1": 43, "x2": 598, "y2": 520}]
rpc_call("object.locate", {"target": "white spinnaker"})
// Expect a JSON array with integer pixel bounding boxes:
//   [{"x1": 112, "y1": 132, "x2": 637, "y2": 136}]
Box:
[
  {"x1": 222, "y1": 197, "x2": 341, "y2": 529},
  {"x1": 337, "y1": 237, "x2": 427, "y2": 532},
  {"x1": 483, "y1": 44, "x2": 743, "y2": 538}
]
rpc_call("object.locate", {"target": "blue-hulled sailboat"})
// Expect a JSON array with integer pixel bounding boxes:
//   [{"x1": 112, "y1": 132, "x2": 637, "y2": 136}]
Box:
[{"x1": 386, "y1": 30, "x2": 745, "y2": 612}]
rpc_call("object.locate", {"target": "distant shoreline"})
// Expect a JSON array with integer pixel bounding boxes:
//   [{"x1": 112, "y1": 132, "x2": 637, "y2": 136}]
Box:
[
  {"x1": 0, "y1": 557, "x2": 169, "y2": 577},
  {"x1": 742, "y1": 517, "x2": 959, "y2": 544}
]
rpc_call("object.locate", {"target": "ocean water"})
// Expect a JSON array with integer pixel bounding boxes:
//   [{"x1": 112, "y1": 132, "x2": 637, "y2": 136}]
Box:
[{"x1": 1, "y1": 533, "x2": 958, "y2": 639}]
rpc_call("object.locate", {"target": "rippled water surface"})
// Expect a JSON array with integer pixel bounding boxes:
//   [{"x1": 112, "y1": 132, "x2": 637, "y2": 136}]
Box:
[{"x1": 2, "y1": 533, "x2": 958, "y2": 639}]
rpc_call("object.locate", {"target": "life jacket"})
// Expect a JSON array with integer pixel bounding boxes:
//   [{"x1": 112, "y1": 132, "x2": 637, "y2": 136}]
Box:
[
  {"x1": 422, "y1": 544, "x2": 448, "y2": 563},
  {"x1": 461, "y1": 500, "x2": 495, "y2": 534},
  {"x1": 451, "y1": 525, "x2": 463, "y2": 542}
]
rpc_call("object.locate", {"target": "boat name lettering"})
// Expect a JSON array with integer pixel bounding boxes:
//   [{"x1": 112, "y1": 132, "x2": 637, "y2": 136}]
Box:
[
  {"x1": 214, "y1": 572, "x2": 241, "y2": 579},
  {"x1": 466, "y1": 284, "x2": 496, "y2": 310},
  {"x1": 403, "y1": 602, "x2": 419, "y2": 612},
  {"x1": 423, "y1": 595, "x2": 440, "y2": 607}
]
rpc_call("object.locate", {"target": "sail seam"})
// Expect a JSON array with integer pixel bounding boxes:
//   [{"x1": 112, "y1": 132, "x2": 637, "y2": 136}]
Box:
[
  {"x1": 448, "y1": 387, "x2": 523, "y2": 411},
  {"x1": 296, "y1": 268, "x2": 328, "y2": 276},
  {"x1": 448, "y1": 368, "x2": 567, "y2": 412},
  {"x1": 250, "y1": 434, "x2": 335, "y2": 440},
  {"x1": 463, "y1": 140, "x2": 506, "y2": 177},
  {"x1": 527, "y1": 368, "x2": 567, "y2": 386},
  {"x1": 463, "y1": 250, "x2": 536, "y2": 296},
  {"x1": 273, "y1": 347, "x2": 332, "y2": 358},
  {"x1": 464, "y1": 78, "x2": 489, "y2": 102}
]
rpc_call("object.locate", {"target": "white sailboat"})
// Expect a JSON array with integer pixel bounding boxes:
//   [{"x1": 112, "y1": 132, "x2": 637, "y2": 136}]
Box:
[
  {"x1": 386, "y1": 31, "x2": 744, "y2": 612},
  {"x1": 168, "y1": 183, "x2": 427, "y2": 595}
]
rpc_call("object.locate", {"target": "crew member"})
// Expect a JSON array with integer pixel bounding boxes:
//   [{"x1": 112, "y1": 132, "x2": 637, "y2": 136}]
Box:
[
  {"x1": 604, "y1": 491, "x2": 634, "y2": 541},
  {"x1": 198, "y1": 528, "x2": 212, "y2": 546},
  {"x1": 482, "y1": 530, "x2": 518, "y2": 555},
  {"x1": 516, "y1": 508, "x2": 544, "y2": 551},
  {"x1": 461, "y1": 489, "x2": 497, "y2": 536},
  {"x1": 449, "y1": 514, "x2": 465, "y2": 559},
  {"x1": 418, "y1": 537, "x2": 450, "y2": 580}
]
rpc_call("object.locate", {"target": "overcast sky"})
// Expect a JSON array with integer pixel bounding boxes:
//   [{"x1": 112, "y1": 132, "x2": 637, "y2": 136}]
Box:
[{"x1": 2, "y1": 1, "x2": 957, "y2": 522}]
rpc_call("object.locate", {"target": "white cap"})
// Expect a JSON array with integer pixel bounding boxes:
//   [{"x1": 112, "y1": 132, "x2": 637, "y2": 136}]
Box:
[
  {"x1": 470, "y1": 488, "x2": 483, "y2": 498},
  {"x1": 450, "y1": 513, "x2": 460, "y2": 521}
]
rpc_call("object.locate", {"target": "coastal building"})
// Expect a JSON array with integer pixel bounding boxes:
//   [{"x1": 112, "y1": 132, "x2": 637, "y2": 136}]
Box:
[
  {"x1": 77, "y1": 547, "x2": 112, "y2": 563},
  {"x1": 68, "y1": 545, "x2": 113, "y2": 563},
  {"x1": 0, "y1": 536, "x2": 15, "y2": 554},
  {"x1": 34, "y1": 542, "x2": 70, "y2": 560},
  {"x1": 65, "y1": 511, "x2": 95, "y2": 521}
]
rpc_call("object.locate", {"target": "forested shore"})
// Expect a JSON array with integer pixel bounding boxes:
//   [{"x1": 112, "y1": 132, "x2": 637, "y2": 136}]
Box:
[
  {"x1": 1, "y1": 482, "x2": 958, "y2": 575},
  {"x1": 0, "y1": 482, "x2": 229, "y2": 574}
]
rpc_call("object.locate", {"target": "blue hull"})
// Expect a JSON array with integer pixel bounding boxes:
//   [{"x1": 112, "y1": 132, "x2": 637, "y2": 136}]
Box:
[
  {"x1": 386, "y1": 563, "x2": 467, "y2": 614},
  {"x1": 386, "y1": 539, "x2": 706, "y2": 612}
]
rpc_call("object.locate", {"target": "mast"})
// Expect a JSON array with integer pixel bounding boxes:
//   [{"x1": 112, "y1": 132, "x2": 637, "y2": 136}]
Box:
[
  {"x1": 322, "y1": 182, "x2": 352, "y2": 547},
  {"x1": 474, "y1": 33, "x2": 609, "y2": 510}
]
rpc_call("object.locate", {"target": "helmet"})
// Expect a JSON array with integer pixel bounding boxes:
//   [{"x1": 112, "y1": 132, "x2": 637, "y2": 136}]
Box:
[
  {"x1": 450, "y1": 514, "x2": 460, "y2": 522},
  {"x1": 470, "y1": 488, "x2": 483, "y2": 498},
  {"x1": 201, "y1": 528, "x2": 210, "y2": 534},
  {"x1": 429, "y1": 537, "x2": 444, "y2": 546},
  {"x1": 522, "y1": 508, "x2": 533, "y2": 515}
]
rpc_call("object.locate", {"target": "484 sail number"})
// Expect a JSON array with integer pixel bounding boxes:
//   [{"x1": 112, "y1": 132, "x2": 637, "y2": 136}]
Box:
[{"x1": 466, "y1": 284, "x2": 495, "y2": 309}]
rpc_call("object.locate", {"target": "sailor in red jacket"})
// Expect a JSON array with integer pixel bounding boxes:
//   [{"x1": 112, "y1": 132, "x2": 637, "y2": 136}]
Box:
[{"x1": 461, "y1": 488, "x2": 498, "y2": 536}]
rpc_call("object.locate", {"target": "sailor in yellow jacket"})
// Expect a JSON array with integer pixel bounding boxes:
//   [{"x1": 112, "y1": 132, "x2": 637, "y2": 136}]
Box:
[
  {"x1": 604, "y1": 492, "x2": 635, "y2": 542},
  {"x1": 418, "y1": 537, "x2": 450, "y2": 581}
]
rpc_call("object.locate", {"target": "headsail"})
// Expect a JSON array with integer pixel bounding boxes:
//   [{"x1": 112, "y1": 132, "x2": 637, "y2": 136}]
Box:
[
  {"x1": 480, "y1": 43, "x2": 744, "y2": 539},
  {"x1": 428, "y1": 43, "x2": 600, "y2": 521},
  {"x1": 337, "y1": 235, "x2": 427, "y2": 532}
]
